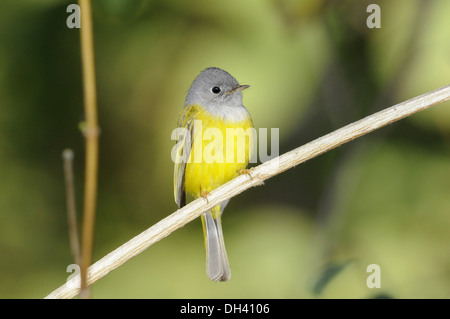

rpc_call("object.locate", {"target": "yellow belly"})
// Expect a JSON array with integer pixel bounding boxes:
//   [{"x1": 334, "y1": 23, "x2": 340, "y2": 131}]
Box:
[{"x1": 183, "y1": 105, "x2": 253, "y2": 198}]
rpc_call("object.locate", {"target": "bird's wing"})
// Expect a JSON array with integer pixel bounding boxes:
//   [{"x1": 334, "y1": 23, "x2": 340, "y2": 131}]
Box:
[{"x1": 173, "y1": 110, "x2": 195, "y2": 208}]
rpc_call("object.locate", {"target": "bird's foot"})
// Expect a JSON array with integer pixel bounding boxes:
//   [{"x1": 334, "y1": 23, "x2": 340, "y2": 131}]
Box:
[{"x1": 200, "y1": 190, "x2": 210, "y2": 204}]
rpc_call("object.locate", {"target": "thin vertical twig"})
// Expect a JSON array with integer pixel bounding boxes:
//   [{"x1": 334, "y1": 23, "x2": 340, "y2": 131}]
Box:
[
  {"x1": 78, "y1": 0, "x2": 99, "y2": 299},
  {"x1": 62, "y1": 149, "x2": 81, "y2": 266}
]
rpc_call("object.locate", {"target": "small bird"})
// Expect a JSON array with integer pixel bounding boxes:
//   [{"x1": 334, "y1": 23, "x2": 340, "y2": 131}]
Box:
[{"x1": 174, "y1": 67, "x2": 253, "y2": 281}]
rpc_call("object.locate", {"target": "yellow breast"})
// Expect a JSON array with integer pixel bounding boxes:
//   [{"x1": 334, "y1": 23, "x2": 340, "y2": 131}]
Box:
[{"x1": 182, "y1": 104, "x2": 253, "y2": 198}]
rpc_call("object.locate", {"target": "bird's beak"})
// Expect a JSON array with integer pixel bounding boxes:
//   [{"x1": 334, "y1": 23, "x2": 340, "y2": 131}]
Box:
[{"x1": 226, "y1": 84, "x2": 250, "y2": 94}]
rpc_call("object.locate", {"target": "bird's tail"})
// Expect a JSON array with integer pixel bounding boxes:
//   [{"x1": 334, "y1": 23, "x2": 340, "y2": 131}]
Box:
[{"x1": 201, "y1": 209, "x2": 231, "y2": 282}]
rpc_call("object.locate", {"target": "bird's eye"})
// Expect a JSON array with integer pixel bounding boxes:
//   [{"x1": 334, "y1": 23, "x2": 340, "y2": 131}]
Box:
[{"x1": 211, "y1": 86, "x2": 221, "y2": 94}]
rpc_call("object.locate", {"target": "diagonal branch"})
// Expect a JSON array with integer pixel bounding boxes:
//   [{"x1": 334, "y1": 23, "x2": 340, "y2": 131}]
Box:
[{"x1": 45, "y1": 84, "x2": 450, "y2": 299}]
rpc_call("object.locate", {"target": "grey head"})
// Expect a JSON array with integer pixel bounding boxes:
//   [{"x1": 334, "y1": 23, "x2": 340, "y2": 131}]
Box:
[{"x1": 184, "y1": 67, "x2": 250, "y2": 117}]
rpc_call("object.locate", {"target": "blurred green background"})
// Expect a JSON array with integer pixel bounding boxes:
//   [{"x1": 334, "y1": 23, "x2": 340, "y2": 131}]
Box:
[{"x1": 0, "y1": 0, "x2": 449, "y2": 298}]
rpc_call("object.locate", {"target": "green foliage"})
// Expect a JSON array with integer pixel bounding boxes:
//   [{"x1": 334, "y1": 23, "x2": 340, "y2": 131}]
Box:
[
  {"x1": 0, "y1": 0, "x2": 448, "y2": 298},
  {"x1": 310, "y1": 260, "x2": 353, "y2": 296}
]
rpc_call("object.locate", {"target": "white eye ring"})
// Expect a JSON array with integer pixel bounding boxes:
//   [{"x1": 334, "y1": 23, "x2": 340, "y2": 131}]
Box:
[{"x1": 211, "y1": 86, "x2": 221, "y2": 94}]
